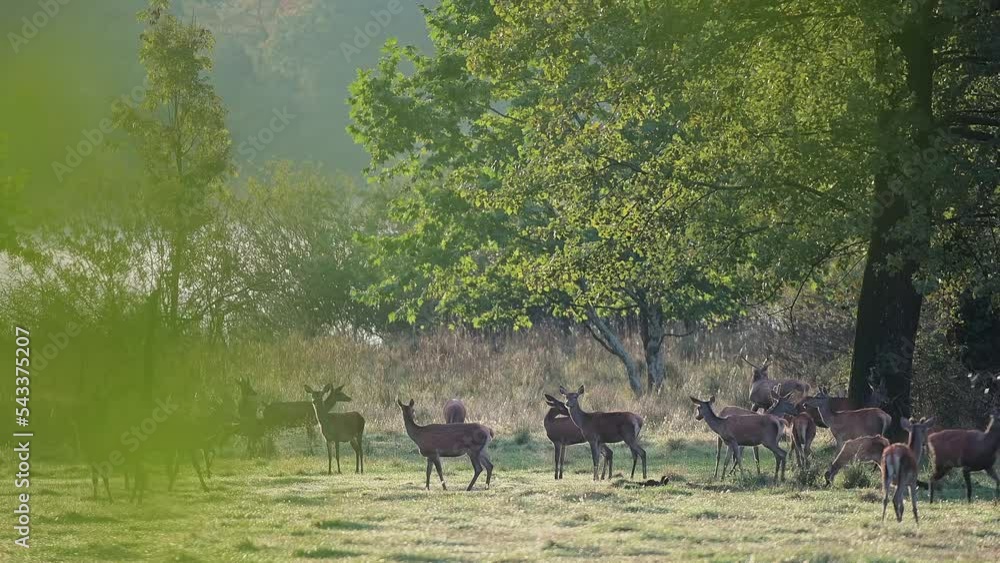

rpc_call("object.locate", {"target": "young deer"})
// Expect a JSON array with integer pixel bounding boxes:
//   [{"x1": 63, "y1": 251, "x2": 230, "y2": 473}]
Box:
[
  {"x1": 691, "y1": 395, "x2": 787, "y2": 482},
  {"x1": 559, "y1": 385, "x2": 647, "y2": 480},
  {"x1": 396, "y1": 399, "x2": 494, "y2": 491},
  {"x1": 881, "y1": 417, "x2": 935, "y2": 523},
  {"x1": 802, "y1": 379, "x2": 888, "y2": 429},
  {"x1": 543, "y1": 394, "x2": 613, "y2": 480},
  {"x1": 927, "y1": 406, "x2": 1000, "y2": 503},
  {"x1": 443, "y1": 399, "x2": 467, "y2": 424},
  {"x1": 800, "y1": 395, "x2": 890, "y2": 451},
  {"x1": 825, "y1": 435, "x2": 890, "y2": 486},
  {"x1": 305, "y1": 384, "x2": 365, "y2": 475},
  {"x1": 746, "y1": 358, "x2": 810, "y2": 412},
  {"x1": 712, "y1": 405, "x2": 763, "y2": 479},
  {"x1": 768, "y1": 389, "x2": 816, "y2": 470}
]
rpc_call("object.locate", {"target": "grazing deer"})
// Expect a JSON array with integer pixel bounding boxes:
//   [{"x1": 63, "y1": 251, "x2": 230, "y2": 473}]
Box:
[
  {"x1": 543, "y1": 394, "x2": 613, "y2": 479},
  {"x1": 305, "y1": 384, "x2": 366, "y2": 475},
  {"x1": 800, "y1": 395, "x2": 890, "y2": 451},
  {"x1": 825, "y1": 435, "x2": 890, "y2": 486},
  {"x1": 881, "y1": 417, "x2": 935, "y2": 523},
  {"x1": 927, "y1": 406, "x2": 1000, "y2": 503},
  {"x1": 767, "y1": 388, "x2": 816, "y2": 470},
  {"x1": 559, "y1": 385, "x2": 647, "y2": 481},
  {"x1": 444, "y1": 399, "x2": 467, "y2": 424},
  {"x1": 396, "y1": 398, "x2": 494, "y2": 491},
  {"x1": 691, "y1": 395, "x2": 787, "y2": 482},
  {"x1": 746, "y1": 358, "x2": 809, "y2": 412}
]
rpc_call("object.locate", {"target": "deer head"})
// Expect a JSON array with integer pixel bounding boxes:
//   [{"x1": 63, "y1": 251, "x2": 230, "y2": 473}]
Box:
[
  {"x1": 395, "y1": 398, "x2": 416, "y2": 418},
  {"x1": 746, "y1": 357, "x2": 770, "y2": 381},
  {"x1": 689, "y1": 395, "x2": 716, "y2": 421},
  {"x1": 558, "y1": 385, "x2": 586, "y2": 409},
  {"x1": 543, "y1": 394, "x2": 570, "y2": 416}
]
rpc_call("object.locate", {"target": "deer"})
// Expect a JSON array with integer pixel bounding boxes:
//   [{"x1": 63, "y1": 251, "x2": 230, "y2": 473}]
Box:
[
  {"x1": 800, "y1": 395, "x2": 890, "y2": 452},
  {"x1": 767, "y1": 387, "x2": 816, "y2": 470},
  {"x1": 801, "y1": 374, "x2": 888, "y2": 429},
  {"x1": 396, "y1": 398, "x2": 494, "y2": 491},
  {"x1": 691, "y1": 395, "x2": 787, "y2": 481},
  {"x1": 710, "y1": 404, "x2": 764, "y2": 479},
  {"x1": 825, "y1": 435, "x2": 890, "y2": 486},
  {"x1": 261, "y1": 401, "x2": 320, "y2": 451},
  {"x1": 559, "y1": 385, "x2": 647, "y2": 481},
  {"x1": 543, "y1": 394, "x2": 613, "y2": 480},
  {"x1": 444, "y1": 399, "x2": 467, "y2": 423},
  {"x1": 305, "y1": 384, "x2": 366, "y2": 475},
  {"x1": 237, "y1": 378, "x2": 264, "y2": 456},
  {"x1": 881, "y1": 417, "x2": 935, "y2": 523},
  {"x1": 745, "y1": 358, "x2": 810, "y2": 412},
  {"x1": 927, "y1": 406, "x2": 1000, "y2": 503}
]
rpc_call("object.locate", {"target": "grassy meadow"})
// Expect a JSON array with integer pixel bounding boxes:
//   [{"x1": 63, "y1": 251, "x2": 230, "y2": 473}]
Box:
[{"x1": 1, "y1": 430, "x2": 998, "y2": 562}]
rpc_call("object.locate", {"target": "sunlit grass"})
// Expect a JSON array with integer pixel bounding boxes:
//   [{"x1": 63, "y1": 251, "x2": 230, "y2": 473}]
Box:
[{"x1": 1, "y1": 432, "x2": 997, "y2": 562}]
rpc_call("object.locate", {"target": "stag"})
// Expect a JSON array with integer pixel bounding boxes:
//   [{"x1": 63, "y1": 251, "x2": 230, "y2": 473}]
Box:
[
  {"x1": 543, "y1": 394, "x2": 613, "y2": 479},
  {"x1": 559, "y1": 386, "x2": 647, "y2": 481},
  {"x1": 397, "y1": 399, "x2": 494, "y2": 491},
  {"x1": 745, "y1": 358, "x2": 809, "y2": 412},
  {"x1": 927, "y1": 406, "x2": 1000, "y2": 503}
]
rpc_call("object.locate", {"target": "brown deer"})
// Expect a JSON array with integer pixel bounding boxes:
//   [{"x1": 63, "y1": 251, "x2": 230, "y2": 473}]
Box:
[
  {"x1": 825, "y1": 435, "x2": 890, "y2": 486},
  {"x1": 711, "y1": 404, "x2": 763, "y2": 479},
  {"x1": 305, "y1": 384, "x2": 365, "y2": 475},
  {"x1": 881, "y1": 417, "x2": 935, "y2": 523},
  {"x1": 927, "y1": 406, "x2": 1000, "y2": 503},
  {"x1": 746, "y1": 358, "x2": 809, "y2": 412},
  {"x1": 261, "y1": 401, "x2": 320, "y2": 451},
  {"x1": 543, "y1": 394, "x2": 613, "y2": 480},
  {"x1": 767, "y1": 388, "x2": 816, "y2": 470},
  {"x1": 691, "y1": 395, "x2": 787, "y2": 482},
  {"x1": 801, "y1": 376, "x2": 888, "y2": 429},
  {"x1": 559, "y1": 386, "x2": 647, "y2": 481},
  {"x1": 800, "y1": 395, "x2": 890, "y2": 451},
  {"x1": 443, "y1": 399, "x2": 467, "y2": 423},
  {"x1": 396, "y1": 398, "x2": 494, "y2": 491}
]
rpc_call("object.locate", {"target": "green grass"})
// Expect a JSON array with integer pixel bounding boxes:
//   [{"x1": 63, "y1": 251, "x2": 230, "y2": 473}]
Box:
[{"x1": 1, "y1": 432, "x2": 998, "y2": 562}]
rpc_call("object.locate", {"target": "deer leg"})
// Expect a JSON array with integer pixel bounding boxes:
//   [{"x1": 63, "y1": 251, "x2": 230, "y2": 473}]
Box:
[
  {"x1": 467, "y1": 452, "x2": 483, "y2": 491},
  {"x1": 480, "y1": 450, "x2": 493, "y2": 489},
  {"x1": 326, "y1": 441, "x2": 333, "y2": 475},
  {"x1": 91, "y1": 466, "x2": 99, "y2": 499},
  {"x1": 721, "y1": 444, "x2": 733, "y2": 480},
  {"x1": 431, "y1": 456, "x2": 446, "y2": 490},
  {"x1": 753, "y1": 446, "x2": 761, "y2": 476},
  {"x1": 910, "y1": 484, "x2": 919, "y2": 524},
  {"x1": 929, "y1": 465, "x2": 950, "y2": 503},
  {"x1": 102, "y1": 469, "x2": 113, "y2": 503},
  {"x1": 985, "y1": 466, "x2": 999, "y2": 500},
  {"x1": 190, "y1": 450, "x2": 209, "y2": 492},
  {"x1": 553, "y1": 443, "x2": 561, "y2": 480},
  {"x1": 963, "y1": 468, "x2": 973, "y2": 503},
  {"x1": 425, "y1": 458, "x2": 433, "y2": 490},
  {"x1": 714, "y1": 437, "x2": 722, "y2": 479},
  {"x1": 629, "y1": 442, "x2": 647, "y2": 480},
  {"x1": 881, "y1": 482, "x2": 892, "y2": 523},
  {"x1": 359, "y1": 433, "x2": 365, "y2": 474},
  {"x1": 588, "y1": 441, "x2": 601, "y2": 481},
  {"x1": 335, "y1": 441, "x2": 342, "y2": 474},
  {"x1": 603, "y1": 445, "x2": 613, "y2": 479},
  {"x1": 167, "y1": 450, "x2": 180, "y2": 492},
  {"x1": 350, "y1": 439, "x2": 360, "y2": 473},
  {"x1": 894, "y1": 484, "x2": 906, "y2": 522},
  {"x1": 306, "y1": 422, "x2": 315, "y2": 454}
]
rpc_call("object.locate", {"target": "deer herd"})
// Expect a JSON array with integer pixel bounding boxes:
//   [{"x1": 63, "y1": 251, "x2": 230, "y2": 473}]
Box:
[{"x1": 85, "y1": 359, "x2": 999, "y2": 526}]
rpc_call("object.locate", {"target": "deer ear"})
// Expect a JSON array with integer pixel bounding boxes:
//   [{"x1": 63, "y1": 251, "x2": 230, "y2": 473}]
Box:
[
  {"x1": 544, "y1": 394, "x2": 556, "y2": 402},
  {"x1": 558, "y1": 386, "x2": 568, "y2": 395},
  {"x1": 408, "y1": 399, "x2": 415, "y2": 407},
  {"x1": 900, "y1": 417, "x2": 913, "y2": 431},
  {"x1": 923, "y1": 417, "x2": 935, "y2": 426},
  {"x1": 689, "y1": 396, "x2": 701, "y2": 404},
  {"x1": 304, "y1": 385, "x2": 315, "y2": 393},
  {"x1": 708, "y1": 395, "x2": 716, "y2": 404},
  {"x1": 577, "y1": 385, "x2": 585, "y2": 395},
  {"x1": 396, "y1": 398, "x2": 404, "y2": 407}
]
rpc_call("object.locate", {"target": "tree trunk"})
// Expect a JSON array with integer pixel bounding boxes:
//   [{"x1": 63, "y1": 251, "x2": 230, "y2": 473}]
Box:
[
  {"x1": 639, "y1": 299, "x2": 667, "y2": 393},
  {"x1": 849, "y1": 5, "x2": 936, "y2": 440},
  {"x1": 585, "y1": 306, "x2": 643, "y2": 395}
]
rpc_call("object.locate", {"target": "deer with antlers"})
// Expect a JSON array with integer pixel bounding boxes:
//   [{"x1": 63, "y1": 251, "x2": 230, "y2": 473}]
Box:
[
  {"x1": 397, "y1": 398, "x2": 494, "y2": 491},
  {"x1": 800, "y1": 395, "x2": 890, "y2": 451},
  {"x1": 881, "y1": 417, "x2": 935, "y2": 523},
  {"x1": 801, "y1": 372, "x2": 888, "y2": 429},
  {"x1": 927, "y1": 406, "x2": 1000, "y2": 503},
  {"x1": 559, "y1": 386, "x2": 647, "y2": 481},
  {"x1": 745, "y1": 358, "x2": 810, "y2": 412},
  {"x1": 543, "y1": 394, "x2": 613, "y2": 480},
  {"x1": 305, "y1": 384, "x2": 366, "y2": 475},
  {"x1": 691, "y1": 395, "x2": 787, "y2": 482}
]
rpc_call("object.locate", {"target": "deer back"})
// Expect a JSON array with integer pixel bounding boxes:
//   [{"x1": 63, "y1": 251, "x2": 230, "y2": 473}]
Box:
[
  {"x1": 443, "y1": 399, "x2": 467, "y2": 424},
  {"x1": 262, "y1": 401, "x2": 315, "y2": 428},
  {"x1": 411, "y1": 422, "x2": 493, "y2": 455},
  {"x1": 317, "y1": 411, "x2": 365, "y2": 442},
  {"x1": 829, "y1": 407, "x2": 890, "y2": 441},
  {"x1": 581, "y1": 411, "x2": 643, "y2": 443}
]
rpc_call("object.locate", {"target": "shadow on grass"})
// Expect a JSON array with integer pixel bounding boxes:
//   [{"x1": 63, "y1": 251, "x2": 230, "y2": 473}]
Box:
[
  {"x1": 314, "y1": 519, "x2": 376, "y2": 531},
  {"x1": 293, "y1": 547, "x2": 361, "y2": 559}
]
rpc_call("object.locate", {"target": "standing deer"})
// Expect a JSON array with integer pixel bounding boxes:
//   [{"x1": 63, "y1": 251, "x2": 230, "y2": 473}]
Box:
[
  {"x1": 710, "y1": 404, "x2": 763, "y2": 479},
  {"x1": 801, "y1": 376, "x2": 888, "y2": 429},
  {"x1": 396, "y1": 398, "x2": 494, "y2": 491},
  {"x1": 559, "y1": 385, "x2": 647, "y2": 481},
  {"x1": 746, "y1": 358, "x2": 810, "y2": 412},
  {"x1": 543, "y1": 394, "x2": 613, "y2": 479},
  {"x1": 767, "y1": 388, "x2": 816, "y2": 470},
  {"x1": 881, "y1": 417, "x2": 935, "y2": 523},
  {"x1": 443, "y1": 399, "x2": 467, "y2": 424},
  {"x1": 691, "y1": 395, "x2": 787, "y2": 482},
  {"x1": 305, "y1": 384, "x2": 365, "y2": 475},
  {"x1": 927, "y1": 406, "x2": 1000, "y2": 503},
  {"x1": 800, "y1": 395, "x2": 890, "y2": 451},
  {"x1": 237, "y1": 378, "x2": 264, "y2": 456},
  {"x1": 261, "y1": 401, "x2": 320, "y2": 451},
  {"x1": 825, "y1": 435, "x2": 890, "y2": 486}
]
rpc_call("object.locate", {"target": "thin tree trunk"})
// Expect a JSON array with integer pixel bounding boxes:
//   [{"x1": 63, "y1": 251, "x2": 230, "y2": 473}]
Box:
[
  {"x1": 639, "y1": 300, "x2": 667, "y2": 393},
  {"x1": 585, "y1": 306, "x2": 643, "y2": 395}
]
